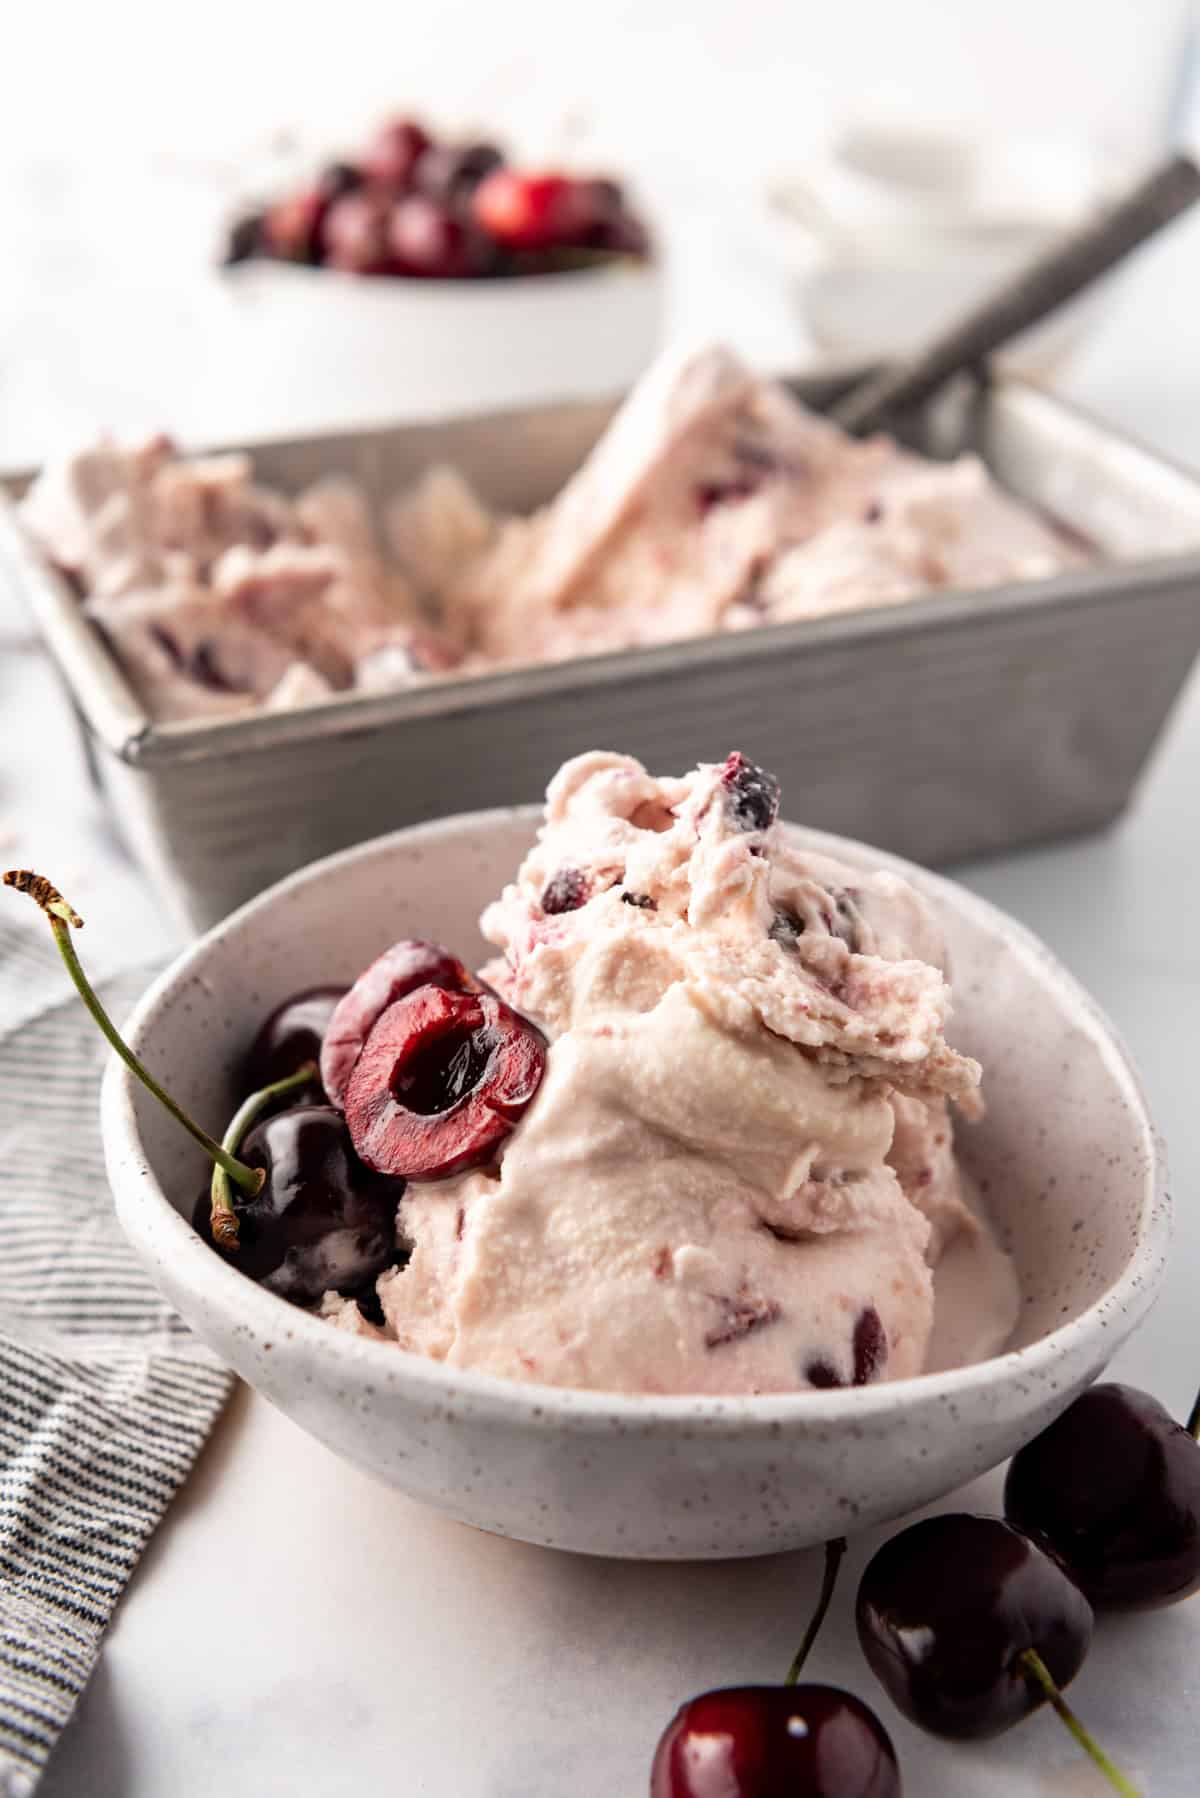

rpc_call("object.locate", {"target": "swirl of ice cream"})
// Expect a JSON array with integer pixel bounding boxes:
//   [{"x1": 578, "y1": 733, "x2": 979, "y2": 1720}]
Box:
[{"x1": 328, "y1": 751, "x2": 1017, "y2": 1394}]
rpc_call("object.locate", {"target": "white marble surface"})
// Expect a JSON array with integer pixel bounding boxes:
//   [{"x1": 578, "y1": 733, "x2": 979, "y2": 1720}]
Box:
[{"x1": 5, "y1": 125, "x2": 1200, "y2": 1797}]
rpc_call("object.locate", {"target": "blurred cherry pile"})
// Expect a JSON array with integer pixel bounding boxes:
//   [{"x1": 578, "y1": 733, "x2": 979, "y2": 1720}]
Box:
[{"x1": 223, "y1": 116, "x2": 651, "y2": 280}]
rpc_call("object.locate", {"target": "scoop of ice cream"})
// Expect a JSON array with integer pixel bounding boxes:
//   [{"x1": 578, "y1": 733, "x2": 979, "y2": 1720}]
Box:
[{"x1": 364, "y1": 751, "x2": 1015, "y2": 1395}]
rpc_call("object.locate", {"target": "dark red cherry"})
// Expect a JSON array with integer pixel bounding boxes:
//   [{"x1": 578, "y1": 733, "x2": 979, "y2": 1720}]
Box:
[
  {"x1": 320, "y1": 940, "x2": 476, "y2": 1107},
  {"x1": 1004, "y1": 1382, "x2": 1200, "y2": 1611},
  {"x1": 414, "y1": 140, "x2": 504, "y2": 203},
  {"x1": 721, "y1": 751, "x2": 780, "y2": 834},
  {"x1": 388, "y1": 195, "x2": 491, "y2": 278},
  {"x1": 322, "y1": 188, "x2": 396, "y2": 274},
  {"x1": 263, "y1": 187, "x2": 329, "y2": 264},
  {"x1": 650, "y1": 1685, "x2": 901, "y2": 1797},
  {"x1": 344, "y1": 985, "x2": 546, "y2": 1179},
  {"x1": 243, "y1": 985, "x2": 347, "y2": 1095},
  {"x1": 363, "y1": 117, "x2": 432, "y2": 189},
  {"x1": 472, "y1": 170, "x2": 591, "y2": 250},
  {"x1": 856, "y1": 1514, "x2": 1093, "y2": 1740},
  {"x1": 192, "y1": 1104, "x2": 402, "y2": 1306}
]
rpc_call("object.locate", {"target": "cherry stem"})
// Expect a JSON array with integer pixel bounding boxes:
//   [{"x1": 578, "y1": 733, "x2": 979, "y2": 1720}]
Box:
[
  {"x1": 208, "y1": 1062, "x2": 316, "y2": 1249},
  {"x1": 1020, "y1": 1650, "x2": 1141, "y2": 1797},
  {"x1": 784, "y1": 1537, "x2": 847, "y2": 1686},
  {"x1": 1186, "y1": 1386, "x2": 1200, "y2": 1442},
  {"x1": 3, "y1": 868, "x2": 265, "y2": 1205}
]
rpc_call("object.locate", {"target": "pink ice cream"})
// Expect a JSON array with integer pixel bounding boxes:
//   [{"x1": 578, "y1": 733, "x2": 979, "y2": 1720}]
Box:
[
  {"x1": 21, "y1": 346, "x2": 1081, "y2": 722},
  {"x1": 435, "y1": 343, "x2": 1080, "y2": 667},
  {"x1": 327, "y1": 751, "x2": 1018, "y2": 1395}
]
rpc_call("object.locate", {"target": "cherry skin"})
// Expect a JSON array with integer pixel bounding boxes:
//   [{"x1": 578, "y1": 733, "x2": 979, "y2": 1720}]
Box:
[
  {"x1": 1004, "y1": 1382, "x2": 1200, "y2": 1611},
  {"x1": 472, "y1": 170, "x2": 591, "y2": 250},
  {"x1": 193, "y1": 1104, "x2": 402, "y2": 1306},
  {"x1": 388, "y1": 195, "x2": 491, "y2": 279},
  {"x1": 856, "y1": 1514, "x2": 1093, "y2": 1740},
  {"x1": 243, "y1": 985, "x2": 347, "y2": 1095},
  {"x1": 650, "y1": 1685, "x2": 901, "y2": 1798},
  {"x1": 363, "y1": 117, "x2": 432, "y2": 189},
  {"x1": 320, "y1": 939, "x2": 476, "y2": 1107},
  {"x1": 322, "y1": 188, "x2": 396, "y2": 274},
  {"x1": 414, "y1": 141, "x2": 504, "y2": 203}
]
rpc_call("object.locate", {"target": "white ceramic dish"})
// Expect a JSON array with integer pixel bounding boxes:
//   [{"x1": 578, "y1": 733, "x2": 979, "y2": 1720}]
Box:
[
  {"x1": 766, "y1": 126, "x2": 1120, "y2": 372},
  {"x1": 101, "y1": 808, "x2": 1168, "y2": 1560},
  {"x1": 215, "y1": 256, "x2": 664, "y2": 436}
]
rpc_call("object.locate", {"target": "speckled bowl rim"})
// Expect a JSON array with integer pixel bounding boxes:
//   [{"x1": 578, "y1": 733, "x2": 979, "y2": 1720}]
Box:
[{"x1": 103, "y1": 806, "x2": 1171, "y2": 1434}]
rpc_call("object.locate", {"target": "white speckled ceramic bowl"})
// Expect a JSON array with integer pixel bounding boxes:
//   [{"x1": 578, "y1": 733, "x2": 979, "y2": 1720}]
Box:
[{"x1": 101, "y1": 809, "x2": 1168, "y2": 1559}]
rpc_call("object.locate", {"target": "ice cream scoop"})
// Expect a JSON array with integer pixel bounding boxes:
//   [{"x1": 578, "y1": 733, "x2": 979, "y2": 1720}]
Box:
[{"x1": 343, "y1": 751, "x2": 1018, "y2": 1394}]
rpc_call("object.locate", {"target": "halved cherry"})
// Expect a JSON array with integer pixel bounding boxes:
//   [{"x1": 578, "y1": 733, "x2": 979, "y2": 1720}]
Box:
[
  {"x1": 344, "y1": 986, "x2": 546, "y2": 1179},
  {"x1": 320, "y1": 940, "x2": 475, "y2": 1107}
]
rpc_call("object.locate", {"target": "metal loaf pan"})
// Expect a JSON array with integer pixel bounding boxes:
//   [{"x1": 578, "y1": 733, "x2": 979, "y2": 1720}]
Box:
[{"x1": 5, "y1": 369, "x2": 1200, "y2": 932}]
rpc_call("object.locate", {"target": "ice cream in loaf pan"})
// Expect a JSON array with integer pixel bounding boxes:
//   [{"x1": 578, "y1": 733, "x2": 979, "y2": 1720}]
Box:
[{"x1": 20, "y1": 346, "x2": 1081, "y2": 722}]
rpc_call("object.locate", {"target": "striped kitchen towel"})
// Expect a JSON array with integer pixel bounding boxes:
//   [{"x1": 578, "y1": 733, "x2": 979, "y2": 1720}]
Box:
[{"x1": 0, "y1": 916, "x2": 233, "y2": 1797}]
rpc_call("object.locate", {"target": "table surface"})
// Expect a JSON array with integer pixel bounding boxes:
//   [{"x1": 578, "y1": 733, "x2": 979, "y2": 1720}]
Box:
[{"x1": 5, "y1": 194, "x2": 1200, "y2": 1798}]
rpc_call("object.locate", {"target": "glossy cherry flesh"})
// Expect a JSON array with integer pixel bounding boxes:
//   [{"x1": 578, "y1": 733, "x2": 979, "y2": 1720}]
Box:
[
  {"x1": 320, "y1": 939, "x2": 476, "y2": 1107},
  {"x1": 1005, "y1": 1382, "x2": 1200, "y2": 1611},
  {"x1": 650, "y1": 1684, "x2": 901, "y2": 1798},
  {"x1": 856, "y1": 1514, "x2": 1092, "y2": 1740},
  {"x1": 244, "y1": 984, "x2": 347, "y2": 1094},
  {"x1": 344, "y1": 985, "x2": 546, "y2": 1179},
  {"x1": 193, "y1": 1104, "x2": 402, "y2": 1306}
]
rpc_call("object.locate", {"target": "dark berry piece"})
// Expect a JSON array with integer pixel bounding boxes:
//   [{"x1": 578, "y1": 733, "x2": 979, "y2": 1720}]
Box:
[
  {"x1": 856, "y1": 1514, "x2": 1093, "y2": 1740},
  {"x1": 344, "y1": 986, "x2": 546, "y2": 1180},
  {"x1": 806, "y1": 1358, "x2": 845, "y2": 1389},
  {"x1": 650, "y1": 1685, "x2": 901, "y2": 1798},
  {"x1": 769, "y1": 906, "x2": 805, "y2": 946},
  {"x1": 721, "y1": 751, "x2": 781, "y2": 834},
  {"x1": 853, "y1": 1306, "x2": 888, "y2": 1385},
  {"x1": 620, "y1": 891, "x2": 656, "y2": 909},
  {"x1": 695, "y1": 475, "x2": 759, "y2": 513},
  {"x1": 244, "y1": 985, "x2": 347, "y2": 1096},
  {"x1": 541, "y1": 868, "x2": 587, "y2": 914},
  {"x1": 192, "y1": 1105, "x2": 402, "y2": 1306},
  {"x1": 1005, "y1": 1382, "x2": 1200, "y2": 1611},
  {"x1": 704, "y1": 1293, "x2": 781, "y2": 1349},
  {"x1": 320, "y1": 941, "x2": 476, "y2": 1108},
  {"x1": 351, "y1": 1281, "x2": 387, "y2": 1327}
]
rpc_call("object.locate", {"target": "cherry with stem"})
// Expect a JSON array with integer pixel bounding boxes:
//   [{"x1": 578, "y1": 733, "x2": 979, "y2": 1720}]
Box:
[
  {"x1": 651, "y1": 1536, "x2": 902, "y2": 1798},
  {"x1": 856, "y1": 1513, "x2": 1140, "y2": 1796},
  {"x1": 4, "y1": 871, "x2": 268, "y2": 1247}
]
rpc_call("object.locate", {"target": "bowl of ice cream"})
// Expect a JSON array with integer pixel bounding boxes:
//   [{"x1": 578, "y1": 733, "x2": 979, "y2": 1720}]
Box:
[{"x1": 100, "y1": 752, "x2": 1168, "y2": 1558}]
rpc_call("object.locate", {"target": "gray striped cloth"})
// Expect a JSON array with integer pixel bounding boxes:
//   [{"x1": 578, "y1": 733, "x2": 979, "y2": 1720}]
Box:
[{"x1": 0, "y1": 916, "x2": 233, "y2": 1796}]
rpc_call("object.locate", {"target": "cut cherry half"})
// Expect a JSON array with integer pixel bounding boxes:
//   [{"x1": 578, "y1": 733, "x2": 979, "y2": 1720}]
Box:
[
  {"x1": 320, "y1": 939, "x2": 476, "y2": 1108},
  {"x1": 344, "y1": 985, "x2": 546, "y2": 1180}
]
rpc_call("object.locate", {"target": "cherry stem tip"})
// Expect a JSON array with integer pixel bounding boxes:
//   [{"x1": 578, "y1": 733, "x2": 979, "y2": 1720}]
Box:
[
  {"x1": 1020, "y1": 1649, "x2": 1141, "y2": 1797},
  {"x1": 785, "y1": 1537, "x2": 847, "y2": 1687}
]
